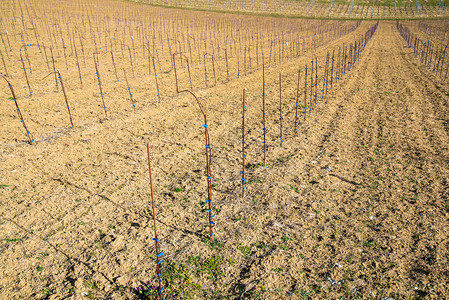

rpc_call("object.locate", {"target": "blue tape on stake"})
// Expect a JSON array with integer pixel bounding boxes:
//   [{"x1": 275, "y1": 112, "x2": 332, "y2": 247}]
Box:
[
  {"x1": 206, "y1": 145, "x2": 210, "y2": 148},
  {"x1": 157, "y1": 252, "x2": 164, "y2": 257},
  {"x1": 157, "y1": 260, "x2": 163, "y2": 265},
  {"x1": 207, "y1": 176, "x2": 211, "y2": 179},
  {"x1": 242, "y1": 178, "x2": 247, "y2": 182},
  {"x1": 152, "y1": 238, "x2": 159, "y2": 242},
  {"x1": 240, "y1": 171, "x2": 245, "y2": 174},
  {"x1": 243, "y1": 106, "x2": 247, "y2": 108},
  {"x1": 203, "y1": 124, "x2": 208, "y2": 128},
  {"x1": 210, "y1": 215, "x2": 215, "y2": 218},
  {"x1": 206, "y1": 199, "x2": 211, "y2": 203},
  {"x1": 207, "y1": 209, "x2": 212, "y2": 212}
]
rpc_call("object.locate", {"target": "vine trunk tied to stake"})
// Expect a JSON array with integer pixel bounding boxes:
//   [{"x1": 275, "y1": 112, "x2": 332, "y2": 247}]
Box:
[
  {"x1": 177, "y1": 89, "x2": 215, "y2": 240},
  {"x1": 42, "y1": 71, "x2": 74, "y2": 127},
  {"x1": 0, "y1": 74, "x2": 34, "y2": 144}
]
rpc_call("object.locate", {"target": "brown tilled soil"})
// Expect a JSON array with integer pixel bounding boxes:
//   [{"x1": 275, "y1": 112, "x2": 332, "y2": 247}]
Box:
[{"x1": 1, "y1": 20, "x2": 448, "y2": 299}]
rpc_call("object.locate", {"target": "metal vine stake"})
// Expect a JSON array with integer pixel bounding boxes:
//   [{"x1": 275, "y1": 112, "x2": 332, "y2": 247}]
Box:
[
  {"x1": 294, "y1": 69, "x2": 300, "y2": 135},
  {"x1": 262, "y1": 63, "x2": 267, "y2": 166},
  {"x1": 279, "y1": 72, "x2": 283, "y2": 147},
  {"x1": 241, "y1": 88, "x2": 247, "y2": 198},
  {"x1": 146, "y1": 144, "x2": 165, "y2": 300}
]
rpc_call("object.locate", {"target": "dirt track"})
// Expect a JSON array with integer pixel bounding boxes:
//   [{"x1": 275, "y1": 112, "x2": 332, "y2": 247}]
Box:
[{"x1": 1, "y1": 19, "x2": 449, "y2": 299}]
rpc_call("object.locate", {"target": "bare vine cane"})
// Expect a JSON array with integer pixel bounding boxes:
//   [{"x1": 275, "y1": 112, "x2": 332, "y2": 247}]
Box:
[{"x1": 177, "y1": 89, "x2": 215, "y2": 240}]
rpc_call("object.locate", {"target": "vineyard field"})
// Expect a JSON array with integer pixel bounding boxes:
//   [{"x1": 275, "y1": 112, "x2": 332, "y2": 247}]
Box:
[{"x1": 0, "y1": 0, "x2": 448, "y2": 299}]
